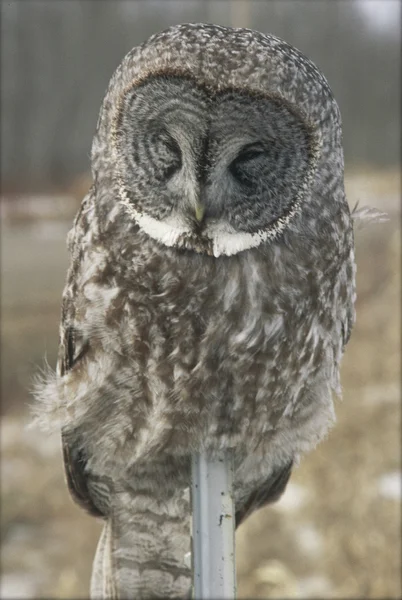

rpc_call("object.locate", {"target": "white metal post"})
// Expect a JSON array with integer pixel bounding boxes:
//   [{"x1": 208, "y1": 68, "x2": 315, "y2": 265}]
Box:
[{"x1": 191, "y1": 451, "x2": 236, "y2": 599}]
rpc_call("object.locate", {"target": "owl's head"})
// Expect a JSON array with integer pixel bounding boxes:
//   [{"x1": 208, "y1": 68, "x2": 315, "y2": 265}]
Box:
[{"x1": 92, "y1": 24, "x2": 344, "y2": 257}]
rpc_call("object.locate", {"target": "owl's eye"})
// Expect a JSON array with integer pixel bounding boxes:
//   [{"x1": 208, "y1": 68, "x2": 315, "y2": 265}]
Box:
[
  {"x1": 229, "y1": 142, "x2": 268, "y2": 185},
  {"x1": 158, "y1": 132, "x2": 182, "y2": 180},
  {"x1": 236, "y1": 142, "x2": 267, "y2": 163}
]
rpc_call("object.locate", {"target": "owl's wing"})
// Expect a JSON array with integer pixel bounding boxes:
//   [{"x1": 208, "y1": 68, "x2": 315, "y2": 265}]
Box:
[
  {"x1": 62, "y1": 432, "x2": 106, "y2": 517},
  {"x1": 57, "y1": 188, "x2": 109, "y2": 519},
  {"x1": 235, "y1": 460, "x2": 293, "y2": 527}
]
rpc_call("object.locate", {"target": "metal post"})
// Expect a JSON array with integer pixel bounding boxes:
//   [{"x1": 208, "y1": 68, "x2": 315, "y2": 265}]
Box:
[{"x1": 191, "y1": 451, "x2": 236, "y2": 599}]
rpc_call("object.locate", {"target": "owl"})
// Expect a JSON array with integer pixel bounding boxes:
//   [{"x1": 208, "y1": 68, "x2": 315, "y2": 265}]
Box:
[{"x1": 35, "y1": 23, "x2": 355, "y2": 599}]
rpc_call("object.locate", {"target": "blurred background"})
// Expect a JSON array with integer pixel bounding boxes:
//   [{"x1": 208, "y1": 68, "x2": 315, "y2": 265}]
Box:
[{"x1": 1, "y1": 1, "x2": 400, "y2": 598}]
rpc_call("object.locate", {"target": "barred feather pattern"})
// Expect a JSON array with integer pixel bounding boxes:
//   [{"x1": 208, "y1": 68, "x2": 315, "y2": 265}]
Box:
[
  {"x1": 33, "y1": 24, "x2": 357, "y2": 598},
  {"x1": 90, "y1": 488, "x2": 191, "y2": 599}
]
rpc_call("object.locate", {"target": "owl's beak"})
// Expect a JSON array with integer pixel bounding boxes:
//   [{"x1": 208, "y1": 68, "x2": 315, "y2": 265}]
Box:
[{"x1": 195, "y1": 202, "x2": 205, "y2": 223}]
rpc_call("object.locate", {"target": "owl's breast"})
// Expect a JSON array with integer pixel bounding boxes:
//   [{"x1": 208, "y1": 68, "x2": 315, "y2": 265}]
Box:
[
  {"x1": 103, "y1": 244, "x2": 336, "y2": 455},
  {"x1": 68, "y1": 233, "x2": 348, "y2": 477}
]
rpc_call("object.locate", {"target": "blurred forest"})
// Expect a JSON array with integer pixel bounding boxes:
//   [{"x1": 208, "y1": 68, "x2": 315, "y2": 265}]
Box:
[{"x1": 1, "y1": 1, "x2": 400, "y2": 599}]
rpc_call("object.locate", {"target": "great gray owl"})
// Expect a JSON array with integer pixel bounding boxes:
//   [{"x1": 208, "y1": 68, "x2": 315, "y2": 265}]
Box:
[{"x1": 35, "y1": 23, "x2": 356, "y2": 599}]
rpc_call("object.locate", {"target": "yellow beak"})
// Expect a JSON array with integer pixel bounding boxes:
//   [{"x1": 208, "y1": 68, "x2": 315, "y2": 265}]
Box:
[{"x1": 195, "y1": 203, "x2": 205, "y2": 223}]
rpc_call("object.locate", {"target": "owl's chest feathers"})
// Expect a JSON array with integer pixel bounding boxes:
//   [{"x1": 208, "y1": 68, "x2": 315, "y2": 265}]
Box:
[
  {"x1": 84, "y1": 242, "x2": 334, "y2": 435},
  {"x1": 67, "y1": 236, "x2": 346, "y2": 472},
  {"x1": 133, "y1": 248, "x2": 281, "y2": 363}
]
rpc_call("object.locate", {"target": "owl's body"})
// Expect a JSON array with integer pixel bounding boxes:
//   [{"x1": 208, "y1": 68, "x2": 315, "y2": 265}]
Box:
[{"x1": 36, "y1": 24, "x2": 355, "y2": 598}]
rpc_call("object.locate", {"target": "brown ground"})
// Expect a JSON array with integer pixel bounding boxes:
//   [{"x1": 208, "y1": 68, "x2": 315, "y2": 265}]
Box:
[{"x1": 1, "y1": 171, "x2": 400, "y2": 599}]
